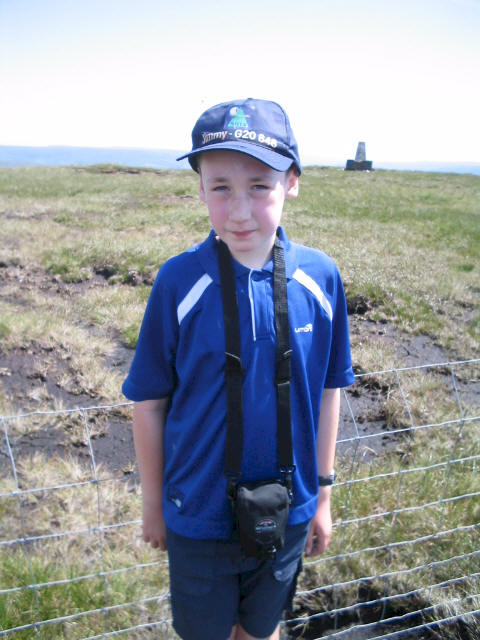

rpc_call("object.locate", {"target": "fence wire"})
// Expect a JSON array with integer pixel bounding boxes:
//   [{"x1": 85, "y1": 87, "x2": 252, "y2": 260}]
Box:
[{"x1": 0, "y1": 359, "x2": 479, "y2": 639}]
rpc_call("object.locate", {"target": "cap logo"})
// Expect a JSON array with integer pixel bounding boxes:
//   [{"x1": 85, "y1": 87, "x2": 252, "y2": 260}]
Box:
[{"x1": 227, "y1": 107, "x2": 249, "y2": 129}]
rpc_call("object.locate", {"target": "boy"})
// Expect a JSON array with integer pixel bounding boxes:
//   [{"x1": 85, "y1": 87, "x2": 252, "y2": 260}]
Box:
[{"x1": 122, "y1": 98, "x2": 354, "y2": 640}]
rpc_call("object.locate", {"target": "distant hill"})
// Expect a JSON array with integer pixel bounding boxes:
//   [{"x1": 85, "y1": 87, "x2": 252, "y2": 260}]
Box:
[
  {"x1": 0, "y1": 146, "x2": 191, "y2": 170},
  {"x1": 0, "y1": 146, "x2": 479, "y2": 175},
  {"x1": 370, "y1": 160, "x2": 480, "y2": 176},
  {"x1": 303, "y1": 157, "x2": 480, "y2": 176}
]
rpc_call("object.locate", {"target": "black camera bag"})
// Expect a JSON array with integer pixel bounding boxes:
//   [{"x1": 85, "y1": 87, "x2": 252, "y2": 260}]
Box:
[{"x1": 233, "y1": 480, "x2": 290, "y2": 559}]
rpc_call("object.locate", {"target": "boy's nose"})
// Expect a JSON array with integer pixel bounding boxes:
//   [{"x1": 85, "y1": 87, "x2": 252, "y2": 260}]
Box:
[{"x1": 229, "y1": 194, "x2": 251, "y2": 221}]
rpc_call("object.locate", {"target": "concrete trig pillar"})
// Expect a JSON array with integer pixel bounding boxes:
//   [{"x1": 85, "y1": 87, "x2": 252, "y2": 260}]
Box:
[
  {"x1": 346, "y1": 142, "x2": 373, "y2": 171},
  {"x1": 355, "y1": 142, "x2": 366, "y2": 162}
]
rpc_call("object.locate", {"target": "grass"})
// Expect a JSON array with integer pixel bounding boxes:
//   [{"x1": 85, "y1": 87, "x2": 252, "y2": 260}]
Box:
[
  {"x1": 288, "y1": 168, "x2": 479, "y2": 356},
  {"x1": 0, "y1": 164, "x2": 479, "y2": 637},
  {"x1": 295, "y1": 414, "x2": 480, "y2": 638},
  {"x1": 1, "y1": 166, "x2": 479, "y2": 367},
  {"x1": 0, "y1": 453, "x2": 171, "y2": 639},
  {"x1": 1, "y1": 410, "x2": 478, "y2": 638}
]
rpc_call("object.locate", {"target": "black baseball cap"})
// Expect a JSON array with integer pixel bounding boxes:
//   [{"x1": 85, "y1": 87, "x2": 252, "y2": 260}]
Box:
[{"x1": 177, "y1": 98, "x2": 302, "y2": 174}]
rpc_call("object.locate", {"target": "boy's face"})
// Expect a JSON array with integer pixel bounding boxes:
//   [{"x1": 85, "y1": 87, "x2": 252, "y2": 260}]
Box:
[{"x1": 198, "y1": 150, "x2": 299, "y2": 269}]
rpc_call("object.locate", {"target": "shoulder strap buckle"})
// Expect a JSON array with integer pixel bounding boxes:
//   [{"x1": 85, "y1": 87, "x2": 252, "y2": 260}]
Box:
[{"x1": 275, "y1": 348, "x2": 292, "y2": 384}]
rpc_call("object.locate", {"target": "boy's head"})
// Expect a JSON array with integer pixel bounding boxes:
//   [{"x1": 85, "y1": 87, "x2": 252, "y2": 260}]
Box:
[
  {"x1": 177, "y1": 98, "x2": 301, "y2": 175},
  {"x1": 178, "y1": 99, "x2": 301, "y2": 269}
]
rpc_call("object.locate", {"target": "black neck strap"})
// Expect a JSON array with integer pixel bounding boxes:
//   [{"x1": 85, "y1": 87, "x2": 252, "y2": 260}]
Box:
[{"x1": 217, "y1": 234, "x2": 295, "y2": 490}]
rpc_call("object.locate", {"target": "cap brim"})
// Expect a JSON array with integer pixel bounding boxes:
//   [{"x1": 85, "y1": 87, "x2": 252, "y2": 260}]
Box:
[{"x1": 177, "y1": 141, "x2": 295, "y2": 173}]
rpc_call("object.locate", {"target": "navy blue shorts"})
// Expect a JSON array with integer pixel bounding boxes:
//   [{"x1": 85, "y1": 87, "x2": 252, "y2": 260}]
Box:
[{"x1": 166, "y1": 522, "x2": 309, "y2": 640}]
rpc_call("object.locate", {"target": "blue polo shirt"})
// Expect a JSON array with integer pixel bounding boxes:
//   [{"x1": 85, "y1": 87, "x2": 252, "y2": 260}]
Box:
[{"x1": 122, "y1": 227, "x2": 354, "y2": 539}]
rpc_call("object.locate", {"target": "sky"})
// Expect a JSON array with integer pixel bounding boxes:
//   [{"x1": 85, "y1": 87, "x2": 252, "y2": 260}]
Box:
[{"x1": 1, "y1": 0, "x2": 479, "y2": 165}]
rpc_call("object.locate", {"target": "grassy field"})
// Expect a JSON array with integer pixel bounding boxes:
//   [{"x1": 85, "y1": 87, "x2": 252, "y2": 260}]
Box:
[
  {"x1": 1, "y1": 166, "x2": 478, "y2": 387},
  {"x1": 0, "y1": 165, "x2": 479, "y2": 638}
]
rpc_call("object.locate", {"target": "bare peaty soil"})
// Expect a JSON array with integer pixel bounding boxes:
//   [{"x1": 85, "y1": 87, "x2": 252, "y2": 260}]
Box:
[{"x1": 0, "y1": 259, "x2": 476, "y2": 477}]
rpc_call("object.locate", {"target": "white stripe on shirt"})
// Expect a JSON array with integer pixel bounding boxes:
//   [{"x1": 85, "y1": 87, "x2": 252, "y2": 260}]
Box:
[
  {"x1": 292, "y1": 268, "x2": 333, "y2": 321},
  {"x1": 248, "y1": 270, "x2": 257, "y2": 341},
  {"x1": 177, "y1": 274, "x2": 213, "y2": 325}
]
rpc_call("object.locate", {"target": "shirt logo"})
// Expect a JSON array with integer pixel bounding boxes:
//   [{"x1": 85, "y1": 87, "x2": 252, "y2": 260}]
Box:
[
  {"x1": 227, "y1": 107, "x2": 249, "y2": 129},
  {"x1": 295, "y1": 323, "x2": 313, "y2": 334}
]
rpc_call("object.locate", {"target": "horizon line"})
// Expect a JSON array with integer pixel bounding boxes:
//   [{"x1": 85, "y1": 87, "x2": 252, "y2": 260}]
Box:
[{"x1": 0, "y1": 144, "x2": 479, "y2": 168}]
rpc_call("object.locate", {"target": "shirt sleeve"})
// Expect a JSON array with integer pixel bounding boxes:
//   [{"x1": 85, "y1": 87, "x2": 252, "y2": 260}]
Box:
[
  {"x1": 122, "y1": 265, "x2": 178, "y2": 401},
  {"x1": 324, "y1": 268, "x2": 355, "y2": 389}
]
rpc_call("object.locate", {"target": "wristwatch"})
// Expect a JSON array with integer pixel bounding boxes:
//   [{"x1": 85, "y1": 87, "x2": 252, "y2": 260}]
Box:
[{"x1": 318, "y1": 470, "x2": 336, "y2": 486}]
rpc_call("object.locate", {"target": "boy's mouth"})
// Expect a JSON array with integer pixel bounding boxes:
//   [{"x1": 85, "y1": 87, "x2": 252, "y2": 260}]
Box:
[{"x1": 230, "y1": 229, "x2": 255, "y2": 238}]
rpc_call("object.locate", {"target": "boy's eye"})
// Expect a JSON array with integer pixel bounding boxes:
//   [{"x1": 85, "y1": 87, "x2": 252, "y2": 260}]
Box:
[
  {"x1": 253, "y1": 184, "x2": 269, "y2": 191},
  {"x1": 212, "y1": 185, "x2": 228, "y2": 192}
]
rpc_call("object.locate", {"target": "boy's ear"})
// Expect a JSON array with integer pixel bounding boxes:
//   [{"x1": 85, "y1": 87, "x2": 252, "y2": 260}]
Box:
[{"x1": 285, "y1": 169, "x2": 299, "y2": 199}]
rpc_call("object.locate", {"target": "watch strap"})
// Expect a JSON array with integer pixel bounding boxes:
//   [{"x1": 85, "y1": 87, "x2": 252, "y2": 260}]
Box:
[{"x1": 318, "y1": 470, "x2": 336, "y2": 486}]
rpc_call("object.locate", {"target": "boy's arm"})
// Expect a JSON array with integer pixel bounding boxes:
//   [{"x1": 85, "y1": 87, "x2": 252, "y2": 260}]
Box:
[
  {"x1": 305, "y1": 387, "x2": 340, "y2": 557},
  {"x1": 133, "y1": 398, "x2": 168, "y2": 550}
]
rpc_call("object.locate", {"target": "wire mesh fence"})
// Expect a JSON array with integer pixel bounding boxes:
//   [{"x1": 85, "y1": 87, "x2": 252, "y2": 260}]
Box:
[{"x1": 0, "y1": 359, "x2": 479, "y2": 639}]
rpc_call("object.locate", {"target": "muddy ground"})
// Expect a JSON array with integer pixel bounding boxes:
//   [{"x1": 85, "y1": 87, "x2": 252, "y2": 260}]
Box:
[
  {"x1": 1, "y1": 262, "x2": 479, "y2": 640},
  {"x1": 0, "y1": 259, "x2": 477, "y2": 477}
]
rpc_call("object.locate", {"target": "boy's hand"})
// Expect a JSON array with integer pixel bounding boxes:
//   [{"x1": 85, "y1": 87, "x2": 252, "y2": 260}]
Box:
[
  {"x1": 142, "y1": 499, "x2": 167, "y2": 550},
  {"x1": 305, "y1": 487, "x2": 332, "y2": 557}
]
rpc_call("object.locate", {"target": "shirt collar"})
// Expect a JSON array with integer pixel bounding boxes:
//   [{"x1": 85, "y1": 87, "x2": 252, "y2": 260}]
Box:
[{"x1": 196, "y1": 226, "x2": 298, "y2": 283}]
